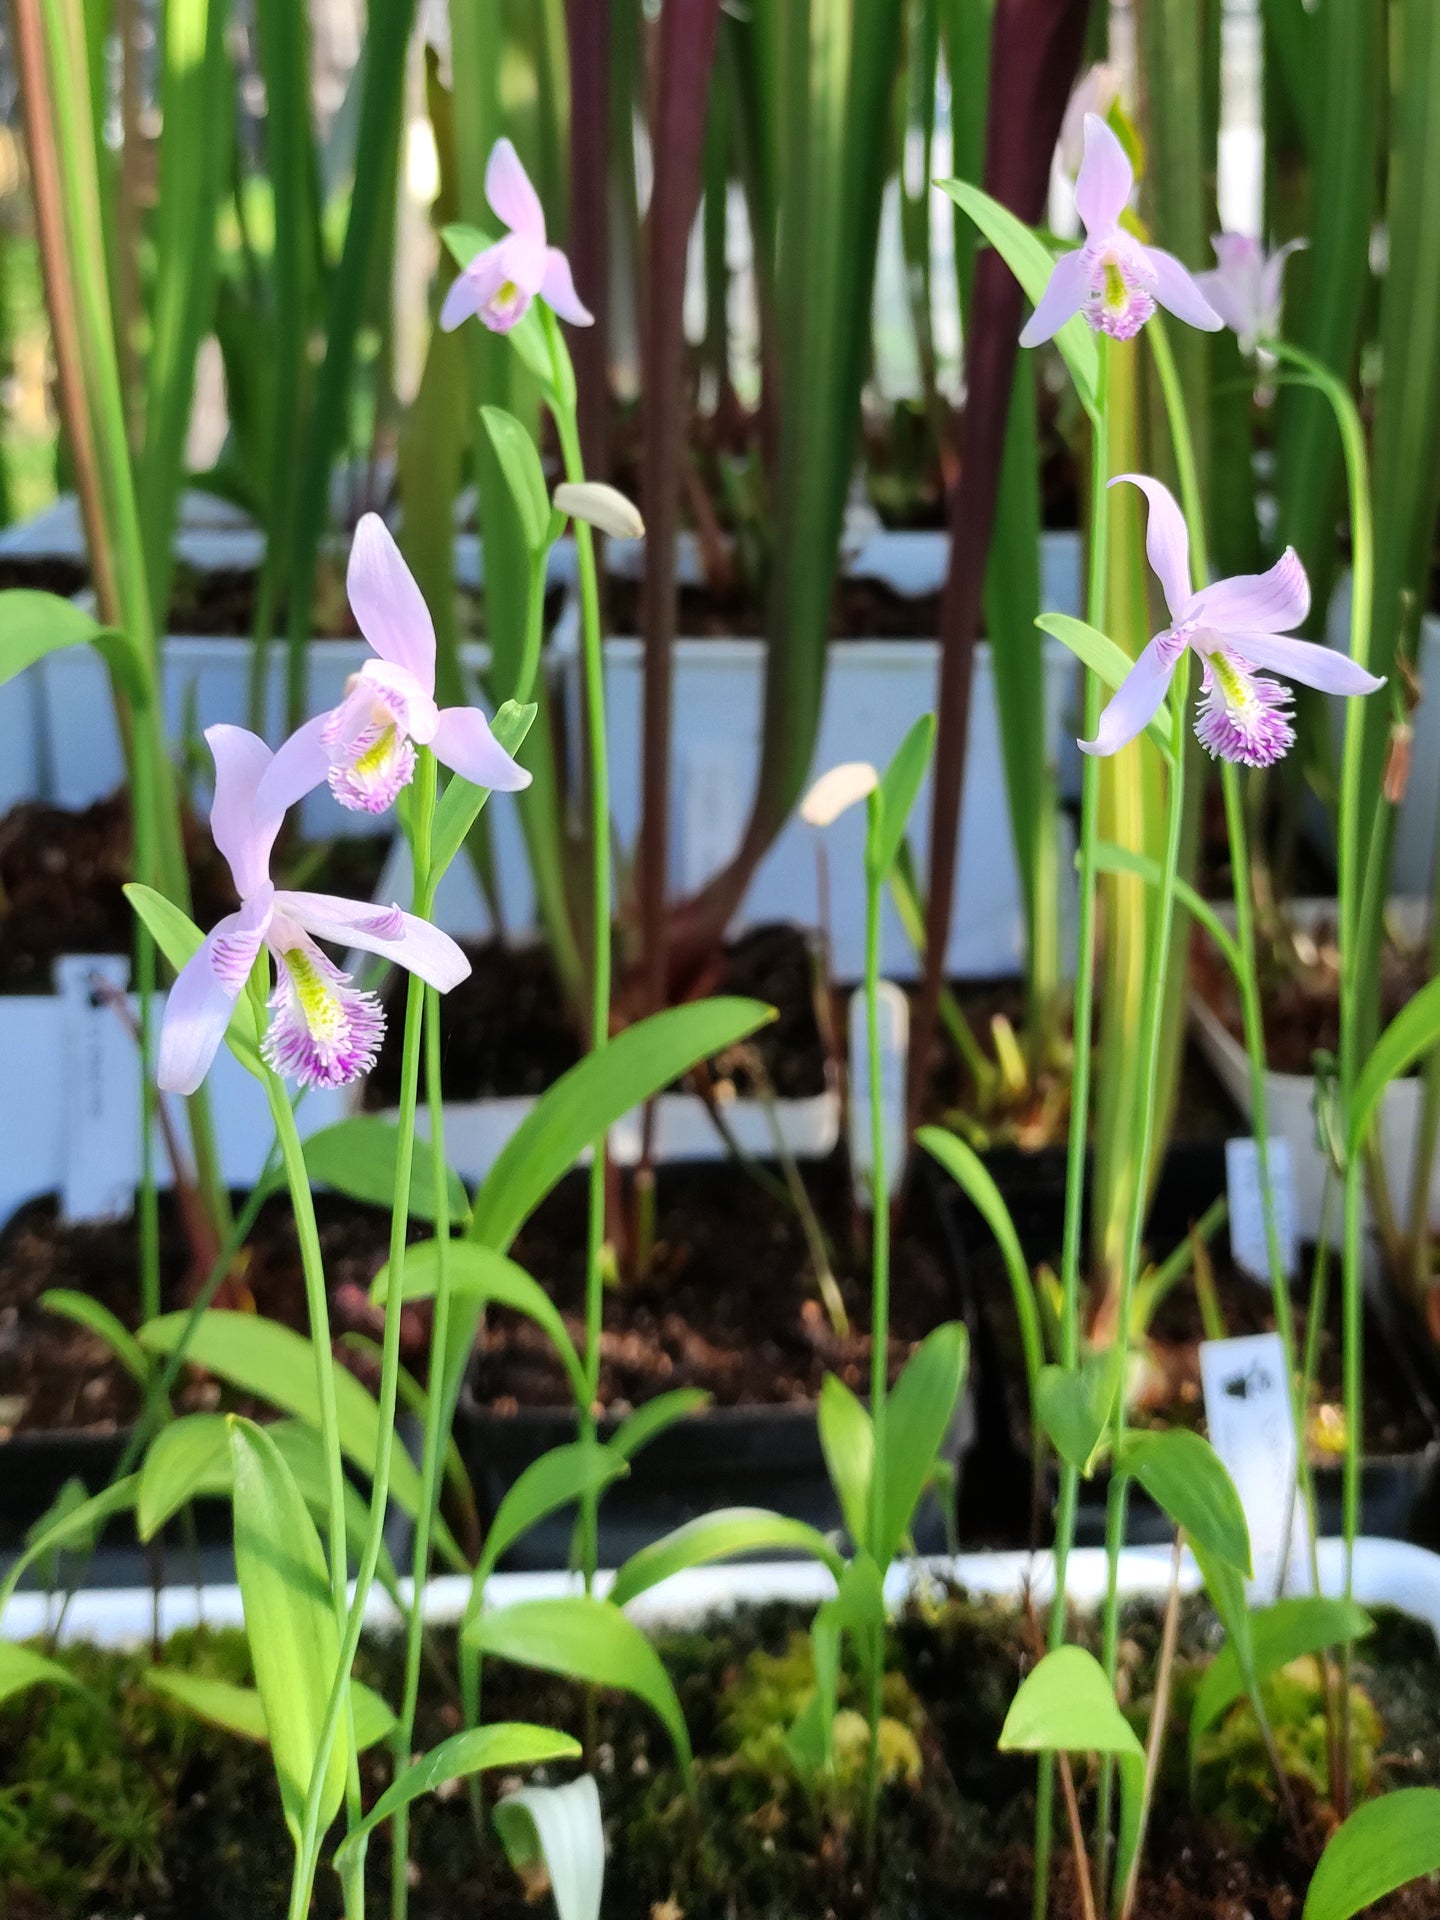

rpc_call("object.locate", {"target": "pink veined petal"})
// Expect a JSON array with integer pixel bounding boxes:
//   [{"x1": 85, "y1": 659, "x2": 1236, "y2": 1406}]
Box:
[
  {"x1": 276, "y1": 890, "x2": 473, "y2": 992},
  {"x1": 439, "y1": 245, "x2": 506, "y2": 332},
  {"x1": 1190, "y1": 547, "x2": 1311, "y2": 635},
  {"x1": 1018, "y1": 248, "x2": 1092, "y2": 348},
  {"x1": 1078, "y1": 631, "x2": 1182, "y2": 758},
  {"x1": 205, "y1": 725, "x2": 274, "y2": 899},
  {"x1": 1074, "y1": 113, "x2": 1134, "y2": 235},
  {"x1": 1257, "y1": 237, "x2": 1307, "y2": 335},
  {"x1": 485, "y1": 136, "x2": 546, "y2": 242},
  {"x1": 157, "y1": 901, "x2": 270, "y2": 1095},
  {"x1": 357, "y1": 658, "x2": 441, "y2": 744},
  {"x1": 347, "y1": 512, "x2": 437, "y2": 691},
  {"x1": 1220, "y1": 629, "x2": 1386, "y2": 697},
  {"x1": 540, "y1": 247, "x2": 594, "y2": 326},
  {"x1": 1144, "y1": 246, "x2": 1224, "y2": 332},
  {"x1": 430, "y1": 705, "x2": 533, "y2": 792},
  {"x1": 1110, "y1": 474, "x2": 1193, "y2": 621}
]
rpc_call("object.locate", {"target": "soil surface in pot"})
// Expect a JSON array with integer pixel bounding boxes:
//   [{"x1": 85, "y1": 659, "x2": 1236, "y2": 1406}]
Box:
[
  {"x1": 0, "y1": 1190, "x2": 424, "y2": 1440},
  {"x1": 0, "y1": 791, "x2": 388, "y2": 993},
  {"x1": 7, "y1": 1590, "x2": 1438, "y2": 1919},
  {"x1": 473, "y1": 1158, "x2": 953, "y2": 1414},
  {"x1": 366, "y1": 921, "x2": 829, "y2": 1105}
]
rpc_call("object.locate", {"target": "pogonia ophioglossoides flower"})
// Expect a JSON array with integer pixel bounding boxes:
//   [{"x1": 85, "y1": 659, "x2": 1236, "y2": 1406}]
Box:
[
  {"x1": 1195, "y1": 232, "x2": 1307, "y2": 356},
  {"x1": 158, "y1": 725, "x2": 469, "y2": 1096},
  {"x1": 439, "y1": 137, "x2": 592, "y2": 337},
  {"x1": 321, "y1": 513, "x2": 532, "y2": 814},
  {"x1": 1020, "y1": 115, "x2": 1223, "y2": 347},
  {"x1": 1082, "y1": 476, "x2": 1384, "y2": 769}
]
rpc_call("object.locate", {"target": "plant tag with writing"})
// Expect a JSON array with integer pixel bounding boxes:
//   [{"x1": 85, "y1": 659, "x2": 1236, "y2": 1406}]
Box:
[
  {"x1": 1200, "y1": 1330, "x2": 1312, "y2": 1602},
  {"x1": 848, "y1": 983, "x2": 908, "y2": 1208},
  {"x1": 57, "y1": 955, "x2": 139, "y2": 1224},
  {"x1": 1225, "y1": 1136, "x2": 1299, "y2": 1284}
]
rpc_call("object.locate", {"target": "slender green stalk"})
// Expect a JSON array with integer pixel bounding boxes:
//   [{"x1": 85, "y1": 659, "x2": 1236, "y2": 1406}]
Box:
[
  {"x1": 1033, "y1": 336, "x2": 1110, "y2": 1919},
  {"x1": 861, "y1": 794, "x2": 891, "y2": 1871}
]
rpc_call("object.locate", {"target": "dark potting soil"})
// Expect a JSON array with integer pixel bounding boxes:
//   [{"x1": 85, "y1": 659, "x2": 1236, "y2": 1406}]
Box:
[
  {"x1": 607, "y1": 570, "x2": 944, "y2": 642},
  {"x1": 366, "y1": 921, "x2": 830, "y2": 1105},
  {"x1": 0, "y1": 554, "x2": 88, "y2": 597},
  {"x1": 6, "y1": 1594, "x2": 1439, "y2": 1920},
  {"x1": 0, "y1": 1190, "x2": 424, "y2": 1440},
  {"x1": 472, "y1": 1158, "x2": 954, "y2": 1416},
  {"x1": 0, "y1": 791, "x2": 388, "y2": 993}
]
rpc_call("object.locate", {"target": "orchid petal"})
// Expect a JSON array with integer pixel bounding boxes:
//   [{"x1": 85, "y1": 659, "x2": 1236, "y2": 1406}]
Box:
[
  {"x1": 485, "y1": 136, "x2": 545, "y2": 241},
  {"x1": 357, "y1": 658, "x2": 441, "y2": 743},
  {"x1": 1078, "y1": 632, "x2": 1182, "y2": 757},
  {"x1": 1193, "y1": 266, "x2": 1253, "y2": 341},
  {"x1": 540, "y1": 247, "x2": 594, "y2": 327},
  {"x1": 347, "y1": 513, "x2": 436, "y2": 691},
  {"x1": 1019, "y1": 248, "x2": 1091, "y2": 348},
  {"x1": 431, "y1": 705, "x2": 533, "y2": 791},
  {"x1": 1190, "y1": 547, "x2": 1310, "y2": 634},
  {"x1": 1144, "y1": 247, "x2": 1224, "y2": 331},
  {"x1": 206, "y1": 725, "x2": 276, "y2": 899},
  {"x1": 276, "y1": 891, "x2": 472, "y2": 992},
  {"x1": 1074, "y1": 113, "x2": 1133, "y2": 235},
  {"x1": 439, "y1": 246, "x2": 506, "y2": 333},
  {"x1": 1210, "y1": 231, "x2": 1261, "y2": 276},
  {"x1": 255, "y1": 712, "x2": 331, "y2": 829},
  {"x1": 157, "y1": 898, "x2": 271, "y2": 1095},
  {"x1": 1110, "y1": 474, "x2": 1193, "y2": 620},
  {"x1": 1221, "y1": 630, "x2": 1386, "y2": 697},
  {"x1": 1257, "y1": 237, "x2": 1307, "y2": 336}
]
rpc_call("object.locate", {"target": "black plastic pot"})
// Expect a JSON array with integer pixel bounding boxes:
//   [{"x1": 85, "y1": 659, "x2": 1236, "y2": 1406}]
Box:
[{"x1": 932, "y1": 1140, "x2": 1440, "y2": 1551}]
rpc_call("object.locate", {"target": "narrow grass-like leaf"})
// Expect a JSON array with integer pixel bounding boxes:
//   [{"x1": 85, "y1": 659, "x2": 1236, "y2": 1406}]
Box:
[
  {"x1": 880, "y1": 1322, "x2": 968, "y2": 1564},
  {"x1": 40, "y1": 1290, "x2": 148, "y2": 1383},
  {"x1": 817, "y1": 1374, "x2": 873, "y2": 1550},
  {"x1": 1035, "y1": 614, "x2": 1174, "y2": 763},
  {"x1": 609, "y1": 1389, "x2": 711, "y2": 1462}
]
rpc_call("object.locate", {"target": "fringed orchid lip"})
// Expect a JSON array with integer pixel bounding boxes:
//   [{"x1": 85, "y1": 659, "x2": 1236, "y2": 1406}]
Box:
[
  {"x1": 1078, "y1": 476, "x2": 1385, "y2": 769},
  {"x1": 261, "y1": 931, "x2": 386, "y2": 1092}
]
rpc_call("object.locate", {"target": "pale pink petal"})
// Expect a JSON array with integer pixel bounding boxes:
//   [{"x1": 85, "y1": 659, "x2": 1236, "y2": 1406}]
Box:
[
  {"x1": 540, "y1": 247, "x2": 594, "y2": 326},
  {"x1": 1193, "y1": 266, "x2": 1253, "y2": 340},
  {"x1": 157, "y1": 897, "x2": 271, "y2": 1095},
  {"x1": 1222, "y1": 630, "x2": 1386, "y2": 696},
  {"x1": 1078, "y1": 632, "x2": 1183, "y2": 758},
  {"x1": 276, "y1": 891, "x2": 472, "y2": 992},
  {"x1": 1144, "y1": 247, "x2": 1224, "y2": 331},
  {"x1": 1211, "y1": 232, "x2": 1261, "y2": 276},
  {"x1": 485, "y1": 136, "x2": 546, "y2": 242},
  {"x1": 439, "y1": 245, "x2": 507, "y2": 332},
  {"x1": 1110, "y1": 474, "x2": 1193, "y2": 621},
  {"x1": 1074, "y1": 113, "x2": 1133, "y2": 235},
  {"x1": 1190, "y1": 547, "x2": 1310, "y2": 634},
  {"x1": 357, "y1": 658, "x2": 440, "y2": 743},
  {"x1": 254, "y1": 714, "x2": 331, "y2": 849},
  {"x1": 430, "y1": 706, "x2": 533, "y2": 792},
  {"x1": 1257, "y1": 237, "x2": 1307, "y2": 334},
  {"x1": 1019, "y1": 248, "x2": 1092, "y2": 348},
  {"x1": 347, "y1": 513, "x2": 436, "y2": 691},
  {"x1": 205, "y1": 725, "x2": 273, "y2": 899}
]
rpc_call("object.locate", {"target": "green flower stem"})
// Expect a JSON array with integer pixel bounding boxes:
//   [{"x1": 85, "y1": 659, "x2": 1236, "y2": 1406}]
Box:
[
  {"x1": 1033, "y1": 334, "x2": 1110, "y2": 1920},
  {"x1": 861, "y1": 799, "x2": 890, "y2": 1872},
  {"x1": 288, "y1": 748, "x2": 439, "y2": 1920},
  {"x1": 391, "y1": 979, "x2": 451, "y2": 1920}
]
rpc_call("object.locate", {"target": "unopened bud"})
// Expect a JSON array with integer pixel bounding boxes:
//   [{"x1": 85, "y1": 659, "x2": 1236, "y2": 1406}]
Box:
[
  {"x1": 553, "y1": 481, "x2": 644, "y2": 541},
  {"x1": 800, "y1": 761, "x2": 879, "y2": 828}
]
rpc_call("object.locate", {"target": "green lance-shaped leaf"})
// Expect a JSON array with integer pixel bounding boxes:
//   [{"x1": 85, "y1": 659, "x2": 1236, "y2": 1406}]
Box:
[
  {"x1": 258, "y1": 1116, "x2": 469, "y2": 1226},
  {"x1": 1351, "y1": 974, "x2": 1440, "y2": 1159},
  {"x1": 1116, "y1": 1428, "x2": 1252, "y2": 1575},
  {"x1": 467, "y1": 998, "x2": 776, "y2": 1251},
  {"x1": 431, "y1": 700, "x2": 539, "y2": 881},
  {"x1": 1035, "y1": 1346, "x2": 1125, "y2": 1478},
  {"x1": 867, "y1": 714, "x2": 937, "y2": 881},
  {"x1": 40, "y1": 1290, "x2": 148, "y2": 1383},
  {"x1": 481, "y1": 406, "x2": 553, "y2": 554},
  {"x1": 817, "y1": 1373, "x2": 874, "y2": 1550},
  {"x1": 143, "y1": 1666, "x2": 395, "y2": 1753},
  {"x1": 0, "y1": 589, "x2": 142, "y2": 697},
  {"x1": 0, "y1": 1478, "x2": 139, "y2": 1615},
  {"x1": 1035, "y1": 614, "x2": 1175, "y2": 764},
  {"x1": 335, "y1": 1725, "x2": 583, "y2": 1872},
  {"x1": 228, "y1": 1418, "x2": 347, "y2": 1842},
  {"x1": 611, "y1": 1509, "x2": 845, "y2": 1610},
  {"x1": 494, "y1": 1775, "x2": 605, "y2": 1920},
  {"x1": 474, "y1": 1442, "x2": 629, "y2": 1590},
  {"x1": 609, "y1": 1388, "x2": 711, "y2": 1462},
  {"x1": 935, "y1": 180, "x2": 1100, "y2": 416},
  {"x1": 1091, "y1": 842, "x2": 1242, "y2": 978},
  {"x1": 468, "y1": 1596, "x2": 693, "y2": 1787},
  {"x1": 1304, "y1": 1787, "x2": 1440, "y2": 1920},
  {"x1": 0, "y1": 1643, "x2": 84, "y2": 1710},
  {"x1": 878, "y1": 1322, "x2": 969, "y2": 1566},
  {"x1": 1191, "y1": 1596, "x2": 1373, "y2": 1777}
]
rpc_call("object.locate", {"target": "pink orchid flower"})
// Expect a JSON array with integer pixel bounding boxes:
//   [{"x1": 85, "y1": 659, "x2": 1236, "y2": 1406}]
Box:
[
  {"x1": 1020, "y1": 115, "x2": 1223, "y2": 347},
  {"x1": 321, "y1": 514, "x2": 532, "y2": 814},
  {"x1": 158, "y1": 724, "x2": 469, "y2": 1096},
  {"x1": 1083, "y1": 475, "x2": 1384, "y2": 769},
  {"x1": 1195, "y1": 232, "x2": 1307, "y2": 356},
  {"x1": 439, "y1": 137, "x2": 592, "y2": 336}
]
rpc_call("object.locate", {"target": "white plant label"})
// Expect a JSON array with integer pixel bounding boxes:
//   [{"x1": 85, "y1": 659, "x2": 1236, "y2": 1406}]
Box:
[
  {"x1": 848, "y1": 982, "x2": 908, "y2": 1208},
  {"x1": 57, "y1": 955, "x2": 138, "y2": 1224},
  {"x1": 1225, "y1": 1135, "x2": 1299, "y2": 1285},
  {"x1": 1200, "y1": 1330, "x2": 1312, "y2": 1602},
  {"x1": 681, "y1": 741, "x2": 748, "y2": 892}
]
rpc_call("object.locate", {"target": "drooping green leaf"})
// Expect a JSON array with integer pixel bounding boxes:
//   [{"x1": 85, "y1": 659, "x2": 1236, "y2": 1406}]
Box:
[
  {"x1": 228, "y1": 1418, "x2": 346, "y2": 1841},
  {"x1": 1118, "y1": 1429, "x2": 1252, "y2": 1575},
  {"x1": 1303, "y1": 1787, "x2": 1440, "y2": 1920},
  {"x1": 468, "y1": 1597, "x2": 693, "y2": 1785},
  {"x1": 475, "y1": 1443, "x2": 629, "y2": 1587},
  {"x1": 609, "y1": 1389, "x2": 711, "y2": 1462},
  {"x1": 494, "y1": 1775, "x2": 605, "y2": 1920},
  {"x1": 1091, "y1": 842, "x2": 1241, "y2": 978},
  {"x1": 467, "y1": 998, "x2": 776, "y2": 1250},
  {"x1": 143, "y1": 1666, "x2": 395, "y2": 1752},
  {"x1": 879, "y1": 1322, "x2": 968, "y2": 1564},
  {"x1": 0, "y1": 1643, "x2": 83, "y2": 1710},
  {"x1": 1191, "y1": 1596, "x2": 1373, "y2": 1771},
  {"x1": 0, "y1": 1477, "x2": 138, "y2": 1614},
  {"x1": 40, "y1": 1290, "x2": 149, "y2": 1384},
  {"x1": 611, "y1": 1509, "x2": 844, "y2": 1609},
  {"x1": 260, "y1": 1116, "x2": 468, "y2": 1225},
  {"x1": 431, "y1": 699, "x2": 539, "y2": 881},
  {"x1": 934, "y1": 180, "x2": 1099, "y2": 414},
  {"x1": 0, "y1": 589, "x2": 141, "y2": 697},
  {"x1": 817, "y1": 1373, "x2": 873, "y2": 1549},
  {"x1": 336, "y1": 1725, "x2": 582, "y2": 1869},
  {"x1": 1351, "y1": 975, "x2": 1440, "y2": 1157},
  {"x1": 1035, "y1": 614, "x2": 1175, "y2": 763},
  {"x1": 481, "y1": 406, "x2": 553, "y2": 554},
  {"x1": 867, "y1": 714, "x2": 936, "y2": 880},
  {"x1": 124, "y1": 884, "x2": 263, "y2": 1069},
  {"x1": 1035, "y1": 1347, "x2": 1123, "y2": 1478}
]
